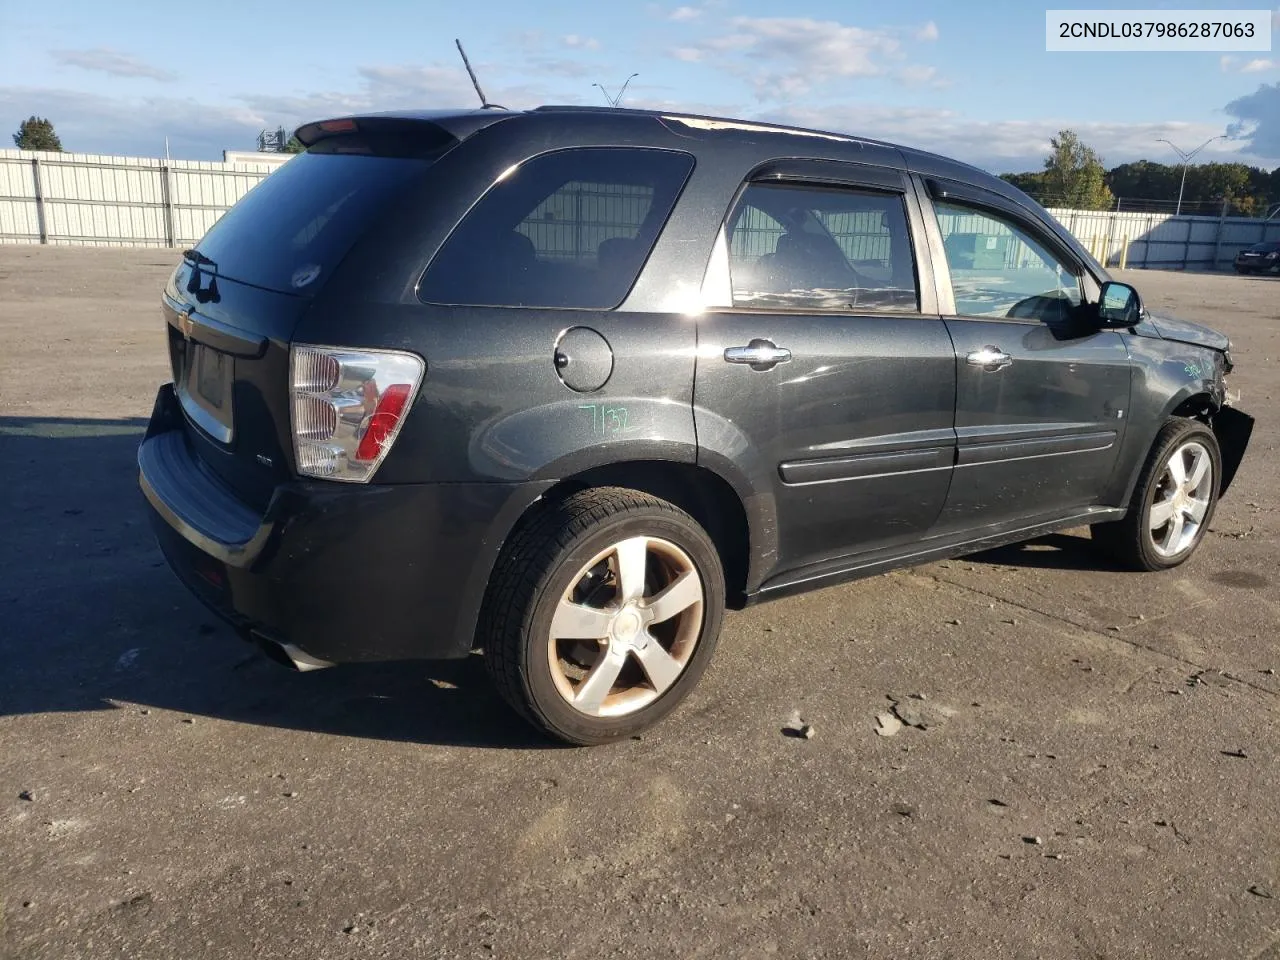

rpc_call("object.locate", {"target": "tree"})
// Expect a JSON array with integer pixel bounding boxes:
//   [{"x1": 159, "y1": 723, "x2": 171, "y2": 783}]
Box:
[
  {"x1": 284, "y1": 135, "x2": 304, "y2": 154},
  {"x1": 1000, "y1": 170, "x2": 1051, "y2": 198},
  {"x1": 1043, "y1": 130, "x2": 1114, "y2": 210},
  {"x1": 12, "y1": 116, "x2": 63, "y2": 152},
  {"x1": 1003, "y1": 156, "x2": 1279, "y2": 216}
]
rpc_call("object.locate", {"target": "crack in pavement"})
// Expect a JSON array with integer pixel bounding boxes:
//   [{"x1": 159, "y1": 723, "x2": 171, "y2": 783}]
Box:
[{"x1": 912, "y1": 571, "x2": 1280, "y2": 702}]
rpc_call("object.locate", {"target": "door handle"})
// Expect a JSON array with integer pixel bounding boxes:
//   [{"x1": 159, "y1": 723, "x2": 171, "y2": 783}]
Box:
[
  {"x1": 724, "y1": 338, "x2": 792, "y2": 371},
  {"x1": 966, "y1": 346, "x2": 1012, "y2": 372}
]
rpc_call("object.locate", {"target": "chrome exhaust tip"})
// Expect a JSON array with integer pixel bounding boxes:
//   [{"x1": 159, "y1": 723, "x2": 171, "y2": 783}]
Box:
[
  {"x1": 246, "y1": 630, "x2": 334, "y2": 672},
  {"x1": 277, "y1": 642, "x2": 334, "y2": 672}
]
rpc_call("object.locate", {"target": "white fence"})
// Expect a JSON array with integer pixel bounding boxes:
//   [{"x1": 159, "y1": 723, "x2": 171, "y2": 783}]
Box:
[
  {"x1": 2, "y1": 147, "x2": 1278, "y2": 271},
  {"x1": 0, "y1": 149, "x2": 282, "y2": 248},
  {"x1": 1046, "y1": 207, "x2": 1280, "y2": 271}
]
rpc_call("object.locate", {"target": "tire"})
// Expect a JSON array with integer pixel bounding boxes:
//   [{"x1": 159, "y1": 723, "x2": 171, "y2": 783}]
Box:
[
  {"x1": 1091, "y1": 418, "x2": 1221, "y2": 571},
  {"x1": 480, "y1": 487, "x2": 726, "y2": 745},
  {"x1": 1234, "y1": 266, "x2": 1250, "y2": 275}
]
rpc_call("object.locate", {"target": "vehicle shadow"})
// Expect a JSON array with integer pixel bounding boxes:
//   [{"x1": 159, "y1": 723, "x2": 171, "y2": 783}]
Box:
[
  {"x1": 964, "y1": 531, "x2": 1125, "y2": 571},
  {"x1": 0, "y1": 416, "x2": 554, "y2": 750}
]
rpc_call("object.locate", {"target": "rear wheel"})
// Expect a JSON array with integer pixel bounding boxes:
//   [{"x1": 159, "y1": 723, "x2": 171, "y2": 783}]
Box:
[
  {"x1": 481, "y1": 488, "x2": 725, "y2": 745},
  {"x1": 1092, "y1": 418, "x2": 1221, "y2": 571}
]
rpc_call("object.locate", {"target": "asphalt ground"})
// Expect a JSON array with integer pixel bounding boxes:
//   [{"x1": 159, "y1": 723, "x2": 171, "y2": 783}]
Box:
[{"x1": 1, "y1": 246, "x2": 1277, "y2": 959}]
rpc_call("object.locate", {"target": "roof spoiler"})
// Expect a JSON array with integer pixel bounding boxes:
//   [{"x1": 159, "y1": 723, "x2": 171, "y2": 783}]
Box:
[{"x1": 294, "y1": 109, "x2": 514, "y2": 149}]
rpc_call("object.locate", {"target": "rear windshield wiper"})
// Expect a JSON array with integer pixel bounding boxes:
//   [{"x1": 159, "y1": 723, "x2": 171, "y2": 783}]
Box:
[
  {"x1": 182, "y1": 249, "x2": 220, "y2": 303},
  {"x1": 182, "y1": 248, "x2": 218, "y2": 269}
]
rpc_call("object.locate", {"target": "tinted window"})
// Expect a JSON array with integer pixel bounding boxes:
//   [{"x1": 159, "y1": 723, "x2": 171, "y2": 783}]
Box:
[
  {"x1": 726, "y1": 183, "x2": 919, "y2": 312},
  {"x1": 194, "y1": 147, "x2": 433, "y2": 296},
  {"x1": 934, "y1": 201, "x2": 1082, "y2": 324},
  {"x1": 420, "y1": 148, "x2": 695, "y2": 309}
]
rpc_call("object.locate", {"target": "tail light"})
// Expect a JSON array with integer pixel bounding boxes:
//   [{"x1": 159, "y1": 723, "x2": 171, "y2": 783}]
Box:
[{"x1": 289, "y1": 345, "x2": 425, "y2": 482}]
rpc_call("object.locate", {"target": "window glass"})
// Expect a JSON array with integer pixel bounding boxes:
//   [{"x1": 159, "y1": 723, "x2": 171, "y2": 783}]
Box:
[
  {"x1": 934, "y1": 201, "x2": 1082, "y2": 323},
  {"x1": 194, "y1": 146, "x2": 435, "y2": 296},
  {"x1": 726, "y1": 183, "x2": 919, "y2": 313},
  {"x1": 420, "y1": 148, "x2": 694, "y2": 309}
]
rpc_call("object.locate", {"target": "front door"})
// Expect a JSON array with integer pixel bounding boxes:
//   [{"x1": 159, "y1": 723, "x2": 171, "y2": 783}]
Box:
[
  {"x1": 924, "y1": 190, "x2": 1132, "y2": 531},
  {"x1": 694, "y1": 165, "x2": 957, "y2": 579}
]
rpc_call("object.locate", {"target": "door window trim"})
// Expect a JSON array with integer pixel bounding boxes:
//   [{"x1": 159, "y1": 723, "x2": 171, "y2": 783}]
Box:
[
  {"x1": 915, "y1": 175, "x2": 1101, "y2": 323},
  {"x1": 700, "y1": 164, "x2": 940, "y2": 316}
]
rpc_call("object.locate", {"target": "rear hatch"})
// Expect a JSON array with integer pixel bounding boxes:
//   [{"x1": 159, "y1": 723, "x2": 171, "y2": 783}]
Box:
[{"x1": 162, "y1": 122, "x2": 465, "y2": 509}]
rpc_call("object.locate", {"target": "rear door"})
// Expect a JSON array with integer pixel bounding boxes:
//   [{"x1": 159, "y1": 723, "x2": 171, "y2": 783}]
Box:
[
  {"x1": 694, "y1": 162, "x2": 956, "y2": 578},
  {"x1": 918, "y1": 179, "x2": 1132, "y2": 531}
]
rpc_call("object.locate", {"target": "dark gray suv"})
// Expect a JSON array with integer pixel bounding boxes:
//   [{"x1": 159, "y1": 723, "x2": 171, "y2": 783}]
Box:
[{"x1": 139, "y1": 106, "x2": 1253, "y2": 744}]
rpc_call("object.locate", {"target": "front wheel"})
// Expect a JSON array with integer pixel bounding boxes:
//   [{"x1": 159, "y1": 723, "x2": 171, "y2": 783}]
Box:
[
  {"x1": 481, "y1": 488, "x2": 725, "y2": 745},
  {"x1": 1092, "y1": 418, "x2": 1221, "y2": 571}
]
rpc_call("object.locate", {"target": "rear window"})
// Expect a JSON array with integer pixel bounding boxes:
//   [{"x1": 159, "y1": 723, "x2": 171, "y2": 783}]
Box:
[
  {"x1": 193, "y1": 143, "x2": 435, "y2": 295},
  {"x1": 419, "y1": 148, "x2": 695, "y2": 309},
  {"x1": 1247, "y1": 242, "x2": 1280, "y2": 252}
]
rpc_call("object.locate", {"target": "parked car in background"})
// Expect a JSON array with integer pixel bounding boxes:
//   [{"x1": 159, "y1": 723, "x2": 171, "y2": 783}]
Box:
[
  {"x1": 1234, "y1": 240, "x2": 1280, "y2": 274},
  {"x1": 138, "y1": 105, "x2": 1254, "y2": 745}
]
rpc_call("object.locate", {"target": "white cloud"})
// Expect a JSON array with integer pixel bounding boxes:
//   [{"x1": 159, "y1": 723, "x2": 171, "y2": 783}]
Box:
[
  {"x1": 0, "y1": 85, "x2": 261, "y2": 159},
  {"x1": 562, "y1": 34, "x2": 601, "y2": 50},
  {"x1": 51, "y1": 48, "x2": 175, "y2": 82},
  {"x1": 672, "y1": 16, "x2": 945, "y2": 97},
  {"x1": 764, "y1": 102, "x2": 1252, "y2": 171},
  {"x1": 915, "y1": 21, "x2": 940, "y2": 42},
  {"x1": 896, "y1": 64, "x2": 948, "y2": 87},
  {"x1": 1222, "y1": 55, "x2": 1276, "y2": 73},
  {"x1": 237, "y1": 61, "x2": 567, "y2": 122},
  {"x1": 670, "y1": 5, "x2": 701, "y2": 21}
]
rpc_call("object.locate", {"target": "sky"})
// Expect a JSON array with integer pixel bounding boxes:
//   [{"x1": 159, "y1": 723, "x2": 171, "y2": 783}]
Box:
[{"x1": 1, "y1": 0, "x2": 1278, "y2": 174}]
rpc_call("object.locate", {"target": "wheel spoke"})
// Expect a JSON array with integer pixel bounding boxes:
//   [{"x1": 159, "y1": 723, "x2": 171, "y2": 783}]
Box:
[
  {"x1": 614, "y1": 537, "x2": 649, "y2": 603},
  {"x1": 1149, "y1": 497, "x2": 1176, "y2": 529},
  {"x1": 1164, "y1": 511, "x2": 1186, "y2": 553},
  {"x1": 1185, "y1": 496, "x2": 1210, "y2": 523},
  {"x1": 1185, "y1": 449, "x2": 1210, "y2": 491},
  {"x1": 1166, "y1": 451, "x2": 1187, "y2": 487},
  {"x1": 634, "y1": 637, "x2": 683, "y2": 694},
  {"x1": 573, "y1": 648, "x2": 627, "y2": 715},
  {"x1": 643, "y1": 569, "x2": 702, "y2": 625},
  {"x1": 549, "y1": 599, "x2": 614, "y2": 641}
]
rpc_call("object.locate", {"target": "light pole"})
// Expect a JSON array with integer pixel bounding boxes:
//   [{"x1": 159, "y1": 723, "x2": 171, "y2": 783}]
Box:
[
  {"x1": 592, "y1": 73, "x2": 639, "y2": 108},
  {"x1": 1156, "y1": 135, "x2": 1227, "y2": 216}
]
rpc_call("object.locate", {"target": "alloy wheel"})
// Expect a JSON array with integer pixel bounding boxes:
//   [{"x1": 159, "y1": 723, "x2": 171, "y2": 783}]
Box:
[
  {"x1": 1148, "y1": 440, "x2": 1214, "y2": 558},
  {"x1": 546, "y1": 536, "x2": 705, "y2": 718}
]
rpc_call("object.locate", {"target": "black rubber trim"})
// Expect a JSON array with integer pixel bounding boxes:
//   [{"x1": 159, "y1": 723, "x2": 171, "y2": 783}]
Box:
[
  {"x1": 1213, "y1": 405, "x2": 1254, "y2": 496},
  {"x1": 749, "y1": 159, "x2": 906, "y2": 191},
  {"x1": 779, "y1": 446, "x2": 951, "y2": 485},
  {"x1": 956, "y1": 430, "x2": 1116, "y2": 467},
  {"x1": 138, "y1": 429, "x2": 273, "y2": 567}
]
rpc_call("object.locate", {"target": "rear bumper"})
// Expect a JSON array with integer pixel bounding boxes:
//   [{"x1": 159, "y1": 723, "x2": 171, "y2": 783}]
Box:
[{"x1": 139, "y1": 384, "x2": 550, "y2": 663}]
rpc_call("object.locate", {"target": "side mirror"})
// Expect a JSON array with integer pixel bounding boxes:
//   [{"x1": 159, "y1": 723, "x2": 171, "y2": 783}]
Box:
[{"x1": 1098, "y1": 281, "x2": 1142, "y2": 327}]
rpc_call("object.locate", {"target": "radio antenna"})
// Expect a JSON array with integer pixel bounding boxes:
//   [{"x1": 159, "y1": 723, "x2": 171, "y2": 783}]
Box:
[
  {"x1": 455, "y1": 39, "x2": 505, "y2": 109},
  {"x1": 592, "y1": 73, "x2": 639, "y2": 107}
]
